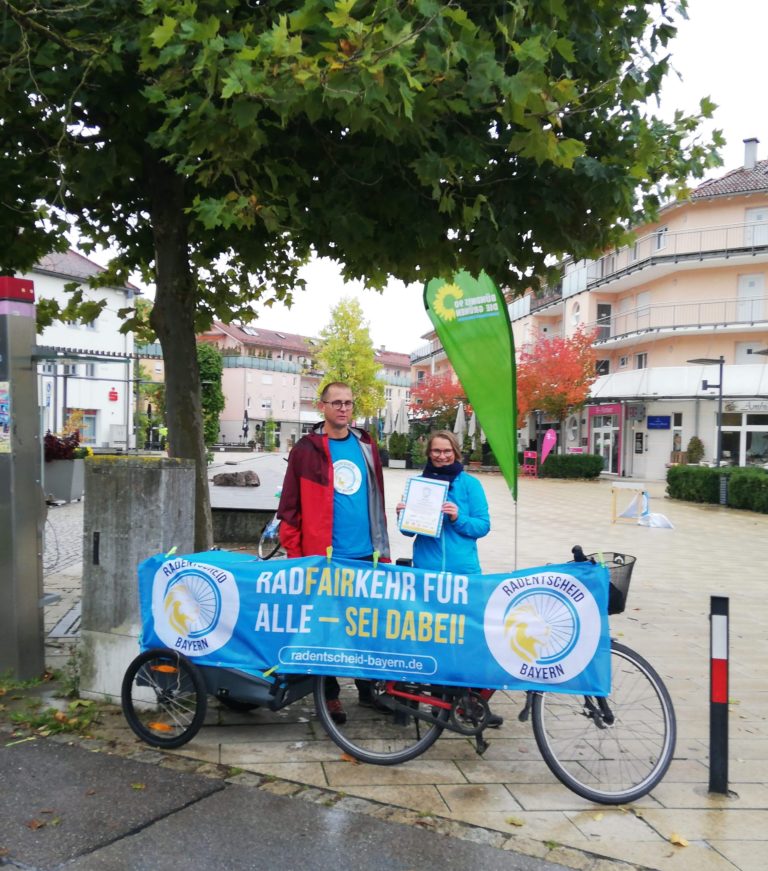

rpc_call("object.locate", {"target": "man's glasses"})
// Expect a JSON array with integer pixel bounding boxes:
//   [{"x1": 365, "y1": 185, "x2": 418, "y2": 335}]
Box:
[
  {"x1": 430, "y1": 448, "x2": 454, "y2": 455},
  {"x1": 323, "y1": 400, "x2": 354, "y2": 410}
]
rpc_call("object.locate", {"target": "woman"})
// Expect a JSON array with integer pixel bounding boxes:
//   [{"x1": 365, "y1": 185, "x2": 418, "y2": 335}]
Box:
[
  {"x1": 397, "y1": 430, "x2": 490, "y2": 574},
  {"x1": 397, "y1": 429, "x2": 501, "y2": 726}
]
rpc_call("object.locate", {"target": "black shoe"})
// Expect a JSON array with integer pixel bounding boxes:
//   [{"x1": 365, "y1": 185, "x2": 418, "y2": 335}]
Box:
[
  {"x1": 485, "y1": 711, "x2": 504, "y2": 728},
  {"x1": 358, "y1": 692, "x2": 393, "y2": 714}
]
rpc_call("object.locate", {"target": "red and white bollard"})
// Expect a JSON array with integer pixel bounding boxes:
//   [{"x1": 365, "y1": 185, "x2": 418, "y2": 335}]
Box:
[{"x1": 709, "y1": 596, "x2": 729, "y2": 794}]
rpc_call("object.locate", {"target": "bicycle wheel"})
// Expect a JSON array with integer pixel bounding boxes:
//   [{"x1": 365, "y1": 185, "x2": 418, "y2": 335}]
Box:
[
  {"x1": 532, "y1": 641, "x2": 676, "y2": 804},
  {"x1": 121, "y1": 648, "x2": 208, "y2": 749},
  {"x1": 258, "y1": 515, "x2": 285, "y2": 560},
  {"x1": 314, "y1": 676, "x2": 450, "y2": 765}
]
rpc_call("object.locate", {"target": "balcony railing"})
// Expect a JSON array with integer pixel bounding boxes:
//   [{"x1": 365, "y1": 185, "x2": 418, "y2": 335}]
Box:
[
  {"x1": 529, "y1": 284, "x2": 563, "y2": 312},
  {"x1": 586, "y1": 295, "x2": 767, "y2": 342},
  {"x1": 410, "y1": 339, "x2": 445, "y2": 363},
  {"x1": 521, "y1": 221, "x2": 768, "y2": 317},
  {"x1": 591, "y1": 220, "x2": 768, "y2": 287}
]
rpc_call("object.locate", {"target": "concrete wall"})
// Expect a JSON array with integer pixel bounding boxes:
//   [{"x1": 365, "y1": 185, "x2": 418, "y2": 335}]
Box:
[{"x1": 79, "y1": 456, "x2": 195, "y2": 701}]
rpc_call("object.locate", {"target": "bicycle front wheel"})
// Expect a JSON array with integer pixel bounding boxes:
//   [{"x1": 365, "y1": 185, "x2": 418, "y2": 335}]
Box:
[
  {"x1": 121, "y1": 648, "x2": 208, "y2": 749},
  {"x1": 532, "y1": 641, "x2": 676, "y2": 804},
  {"x1": 314, "y1": 676, "x2": 450, "y2": 765}
]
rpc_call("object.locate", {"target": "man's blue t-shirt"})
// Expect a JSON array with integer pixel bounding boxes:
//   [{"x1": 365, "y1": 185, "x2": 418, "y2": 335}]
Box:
[{"x1": 328, "y1": 434, "x2": 372, "y2": 558}]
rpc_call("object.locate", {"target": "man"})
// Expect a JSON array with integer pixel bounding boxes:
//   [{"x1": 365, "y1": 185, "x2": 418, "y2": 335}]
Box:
[{"x1": 277, "y1": 381, "x2": 390, "y2": 723}]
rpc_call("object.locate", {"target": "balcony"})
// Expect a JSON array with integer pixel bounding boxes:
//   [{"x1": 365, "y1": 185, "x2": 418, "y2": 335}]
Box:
[
  {"x1": 586, "y1": 294, "x2": 767, "y2": 346},
  {"x1": 529, "y1": 284, "x2": 563, "y2": 312},
  {"x1": 410, "y1": 339, "x2": 446, "y2": 364},
  {"x1": 590, "y1": 221, "x2": 768, "y2": 289}
]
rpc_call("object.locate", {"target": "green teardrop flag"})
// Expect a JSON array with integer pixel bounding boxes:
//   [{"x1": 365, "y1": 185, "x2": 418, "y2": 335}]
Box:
[{"x1": 424, "y1": 270, "x2": 517, "y2": 499}]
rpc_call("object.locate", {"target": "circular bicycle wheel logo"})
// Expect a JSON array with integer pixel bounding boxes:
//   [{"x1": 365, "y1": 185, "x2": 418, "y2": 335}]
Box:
[
  {"x1": 483, "y1": 572, "x2": 600, "y2": 684},
  {"x1": 152, "y1": 562, "x2": 239, "y2": 655}
]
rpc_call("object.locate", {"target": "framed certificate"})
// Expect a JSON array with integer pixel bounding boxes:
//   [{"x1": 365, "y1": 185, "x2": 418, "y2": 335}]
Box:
[{"x1": 398, "y1": 476, "x2": 449, "y2": 538}]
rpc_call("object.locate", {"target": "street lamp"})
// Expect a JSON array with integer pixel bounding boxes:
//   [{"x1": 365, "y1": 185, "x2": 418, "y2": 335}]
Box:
[
  {"x1": 747, "y1": 348, "x2": 768, "y2": 356},
  {"x1": 687, "y1": 356, "x2": 724, "y2": 467}
]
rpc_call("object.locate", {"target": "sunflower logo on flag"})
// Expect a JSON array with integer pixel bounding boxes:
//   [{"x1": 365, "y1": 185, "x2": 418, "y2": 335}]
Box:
[{"x1": 432, "y1": 283, "x2": 463, "y2": 321}]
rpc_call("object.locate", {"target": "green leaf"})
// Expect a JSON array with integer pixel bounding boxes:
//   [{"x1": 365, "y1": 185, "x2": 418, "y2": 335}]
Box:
[{"x1": 150, "y1": 16, "x2": 178, "y2": 49}]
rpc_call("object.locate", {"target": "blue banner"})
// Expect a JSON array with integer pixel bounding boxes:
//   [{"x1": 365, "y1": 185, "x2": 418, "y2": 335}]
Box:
[{"x1": 138, "y1": 552, "x2": 611, "y2": 695}]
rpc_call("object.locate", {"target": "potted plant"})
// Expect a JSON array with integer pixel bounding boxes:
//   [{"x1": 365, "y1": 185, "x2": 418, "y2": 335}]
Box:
[
  {"x1": 410, "y1": 437, "x2": 427, "y2": 470},
  {"x1": 468, "y1": 444, "x2": 483, "y2": 470},
  {"x1": 43, "y1": 430, "x2": 92, "y2": 502},
  {"x1": 388, "y1": 433, "x2": 408, "y2": 468},
  {"x1": 686, "y1": 435, "x2": 705, "y2": 465}
]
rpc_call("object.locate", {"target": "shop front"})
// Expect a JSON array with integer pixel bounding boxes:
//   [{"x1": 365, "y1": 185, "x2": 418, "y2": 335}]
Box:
[{"x1": 588, "y1": 403, "x2": 623, "y2": 475}]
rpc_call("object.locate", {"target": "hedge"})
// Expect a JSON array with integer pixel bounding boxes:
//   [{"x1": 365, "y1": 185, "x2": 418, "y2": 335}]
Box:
[
  {"x1": 666, "y1": 465, "x2": 768, "y2": 513},
  {"x1": 537, "y1": 453, "x2": 604, "y2": 479}
]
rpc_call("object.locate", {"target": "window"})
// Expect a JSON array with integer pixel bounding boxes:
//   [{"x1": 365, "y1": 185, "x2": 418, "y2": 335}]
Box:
[
  {"x1": 417, "y1": 370, "x2": 425, "y2": 381},
  {"x1": 596, "y1": 359, "x2": 610, "y2": 376},
  {"x1": 261, "y1": 399, "x2": 272, "y2": 410},
  {"x1": 635, "y1": 353, "x2": 647, "y2": 369},
  {"x1": 571, "y1": 301, "x2": 581, "y2": 326},
  {"x1": 654, "y1": 226, "x2": 668, "y2": 250},
  {"x1": 385, "y1": 387, "x2": 392, "y2": 399},
  {"x1": 619, "y1": 356, "x2": 628, "y2": 368},
  {"x1": 672, "y1": 413, "x2": 683, "y2": 452},
  {"x1": 63, "y1": 364, "x2": 78, "y2": 376},
  {"x1": 85, "y1": 363, "x2": 96, "y2": 378},
  {"x1": 41, "y1": 362, "x2": 56, "y2": 374}
]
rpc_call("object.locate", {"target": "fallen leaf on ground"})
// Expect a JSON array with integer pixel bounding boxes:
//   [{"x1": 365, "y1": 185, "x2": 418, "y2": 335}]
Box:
[
  {"x1": 25, "y1": 819, "x2": 46, "y2": 830},
  {"x1": 340, "y1": 753, "x2": 360, "y2": 764},
  {"x1": 53, "y1": 712, "x2": 68, "y2": 723},
  {"x1": 592, "y1": 812, "x2": 604, "y2": 821},
  {"x1": 130, "y1": 782, "x2": 146, "y2": 790},
  {"x1": 670, "y1": 833, "x2": 689, "y2": 847},
  {"x1": 506, "y1": 816, "x2": 525, "y2": 827}
]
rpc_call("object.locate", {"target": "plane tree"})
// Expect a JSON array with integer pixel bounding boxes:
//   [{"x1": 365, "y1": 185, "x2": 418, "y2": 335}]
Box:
[{"x1": 0, "y1": 0, "x2": 720, "y2": 546}]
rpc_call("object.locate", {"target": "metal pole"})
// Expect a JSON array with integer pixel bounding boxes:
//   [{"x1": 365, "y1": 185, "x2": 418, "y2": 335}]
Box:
[
  {"x1": 0, "y1": 277, "x2": 45, "y2": 679},
  {"x1": 716, "y1": 356, "x2": 724, "y2": 468},
  {"x1": 709, "y1": 595, "x2": 729, "y2": 794}
]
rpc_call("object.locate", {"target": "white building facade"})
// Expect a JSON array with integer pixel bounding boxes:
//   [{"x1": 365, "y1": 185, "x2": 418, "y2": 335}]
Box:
[{"x1": 23, "y1": 251, "x2": 136, "y2": 449}]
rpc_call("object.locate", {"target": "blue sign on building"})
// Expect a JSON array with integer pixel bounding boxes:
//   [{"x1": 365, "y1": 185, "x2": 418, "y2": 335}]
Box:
[{"x1": 647, "y1": 415, "x2": 671, "y2": 430}]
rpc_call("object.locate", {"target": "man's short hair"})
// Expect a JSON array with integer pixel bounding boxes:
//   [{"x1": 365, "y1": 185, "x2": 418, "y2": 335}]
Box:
[{"x1": 320, "y1": 381, "x2": 351, "y2": 401}]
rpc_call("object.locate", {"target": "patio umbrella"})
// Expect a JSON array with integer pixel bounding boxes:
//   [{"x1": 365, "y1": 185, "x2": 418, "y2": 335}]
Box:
[
  {"x1": 382, "y1": 402, "x2": 394, "y2": 436},
  {"x1": 396, "y1": 398, "x2": 410, "y2": 434},
  {"x1": 242, "y1": 410, "x2": 249, "y2": 437},
  {"x1": 467, "y1": 409, "x2": 477, "y2": 444},
  {"x1": 453, "y1": 401, "x2": 467, "y2": 440}
]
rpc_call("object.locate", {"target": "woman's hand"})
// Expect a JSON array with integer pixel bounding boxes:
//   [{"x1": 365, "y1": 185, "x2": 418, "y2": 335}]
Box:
[
  {"x1": 442, "y1": 501, "x2": 459, "y2": 522},
  {"x1": 396, "y1": 501, "x2": 406, "y2": 515}
]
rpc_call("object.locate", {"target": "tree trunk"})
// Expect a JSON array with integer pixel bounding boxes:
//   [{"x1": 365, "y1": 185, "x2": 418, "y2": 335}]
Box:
[{"x1": 146, "y1": 153, "x2": 212, "y2": 550}]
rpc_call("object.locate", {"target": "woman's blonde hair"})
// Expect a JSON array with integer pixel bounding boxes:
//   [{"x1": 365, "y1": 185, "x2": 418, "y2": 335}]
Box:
[{"x1": 427, "y1": 430, "x2": 462, "y2": 462}]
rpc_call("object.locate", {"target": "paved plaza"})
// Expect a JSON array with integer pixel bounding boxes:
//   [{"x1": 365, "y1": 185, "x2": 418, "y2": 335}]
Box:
[{"x1": 41, "y1": 452, "x2": 768, "y2": 871}]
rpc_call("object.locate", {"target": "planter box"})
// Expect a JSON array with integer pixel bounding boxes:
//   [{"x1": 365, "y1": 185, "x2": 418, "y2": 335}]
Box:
[
  {"x1": 389, "y1": 458, "x2": 407, "y2": 469},
  {"x1": 44, "y1": 459, "x2": 85, "y2": 502}
]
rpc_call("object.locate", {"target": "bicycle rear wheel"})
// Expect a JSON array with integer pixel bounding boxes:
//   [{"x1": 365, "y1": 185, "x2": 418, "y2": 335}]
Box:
[
  {"x1": 122, "y1": 648, "x2": 208, "y2": 749},
  {"x1": 532, "y1": 641, "x2": 676, "y2": 804},
  {"x1": 314, "y1": 676, "x2": 450, "y2": 765}
]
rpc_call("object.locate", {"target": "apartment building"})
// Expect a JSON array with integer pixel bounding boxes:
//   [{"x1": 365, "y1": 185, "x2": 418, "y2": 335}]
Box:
[
  {"x1": 197, "y1": 322, "x2": 410, "y2": 447},
  {"x1": 21, "y1": 250, "x2": 137, "y2": 449},
  {"x1": 509, "y1": 137, "x2": 768, "y2": 479}
]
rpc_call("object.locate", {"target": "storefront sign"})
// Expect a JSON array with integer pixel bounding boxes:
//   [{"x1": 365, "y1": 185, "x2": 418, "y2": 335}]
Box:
[
  {"x1": 724, "y1": 400, "x2": 768, "y2": 413},
  {"x1": 647, "y1": 415, "x2": 671, "y2": 430}
]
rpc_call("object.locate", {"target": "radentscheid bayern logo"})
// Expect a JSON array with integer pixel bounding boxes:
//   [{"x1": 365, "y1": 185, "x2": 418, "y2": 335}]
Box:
[
  {"x1": 483, "y1": 571, "x2": 601, "y2": 684},
  {"x1": 151, "y1": 560, "x2": 239, "y2": 655}
]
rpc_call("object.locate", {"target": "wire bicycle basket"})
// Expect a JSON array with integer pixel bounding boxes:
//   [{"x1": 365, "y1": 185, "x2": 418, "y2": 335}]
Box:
[{"x1": 587, "y1": 552, "x2": 636, "y2": 615}]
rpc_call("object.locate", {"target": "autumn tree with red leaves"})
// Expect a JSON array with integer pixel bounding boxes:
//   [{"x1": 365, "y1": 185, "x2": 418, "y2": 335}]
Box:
[
  {"x1": 517, "y1": 328, "x2": 599, "y2": 443},
  {"x1": 410, "y1": 374, "x2": 467, "y2": 431}
]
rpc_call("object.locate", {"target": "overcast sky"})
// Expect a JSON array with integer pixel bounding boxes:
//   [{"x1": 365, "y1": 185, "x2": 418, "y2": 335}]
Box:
[{"x1": 87, "y1": 1, "x2": 767, "y2": 354}]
